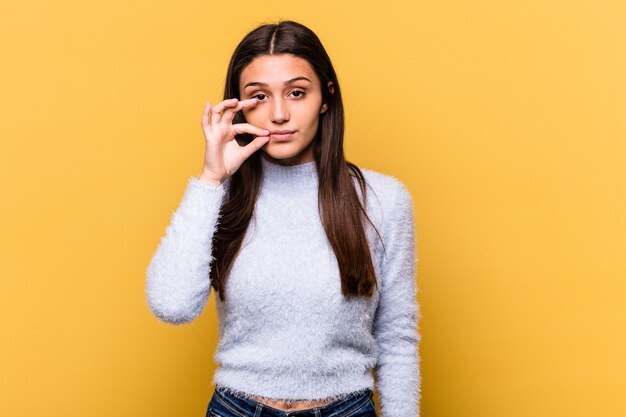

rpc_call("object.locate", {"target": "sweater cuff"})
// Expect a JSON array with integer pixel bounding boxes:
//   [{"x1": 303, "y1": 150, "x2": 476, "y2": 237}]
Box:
[{"x1": 174, "y1": 176, "x2": 229, "y2": 226}]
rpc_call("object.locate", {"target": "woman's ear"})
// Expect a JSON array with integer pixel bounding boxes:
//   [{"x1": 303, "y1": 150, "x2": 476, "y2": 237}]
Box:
[{"x1": 321, "y1": 81, "x2": 335, "y2": 113}]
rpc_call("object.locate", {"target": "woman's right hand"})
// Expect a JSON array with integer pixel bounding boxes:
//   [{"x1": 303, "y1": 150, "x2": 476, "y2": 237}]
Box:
[{"x1": 198, "y1": 97, "x2": 270, "y2": 184}]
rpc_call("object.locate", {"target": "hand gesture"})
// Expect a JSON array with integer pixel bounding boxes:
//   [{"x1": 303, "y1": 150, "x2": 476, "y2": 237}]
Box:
[{"x1": 198, "y1": 98, "x2": 270, "y2": 184}]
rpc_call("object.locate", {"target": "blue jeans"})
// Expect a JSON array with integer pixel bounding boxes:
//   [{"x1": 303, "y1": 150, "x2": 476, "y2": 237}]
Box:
[{"x1": 206, "y1": 385, "x2": 377, "y2": 417}]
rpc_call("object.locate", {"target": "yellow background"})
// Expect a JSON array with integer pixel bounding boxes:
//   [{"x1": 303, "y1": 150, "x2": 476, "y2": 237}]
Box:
[{"x1": 1, "y1": 0, "x2": 624, "y2": 416}]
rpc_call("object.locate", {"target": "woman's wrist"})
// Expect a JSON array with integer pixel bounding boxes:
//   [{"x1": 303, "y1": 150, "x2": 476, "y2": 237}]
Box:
[{"x1": 197, "y1": 171, "x2": 223, "y2": 185}]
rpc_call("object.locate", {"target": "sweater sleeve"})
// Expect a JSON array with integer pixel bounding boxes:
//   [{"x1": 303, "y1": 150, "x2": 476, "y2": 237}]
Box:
[
  {"x1": 145, "y1": 176, "x2": 229, "y2": 324},
  {"x1": 373, "y1": 181, "x2": 421, "y2": 417}
]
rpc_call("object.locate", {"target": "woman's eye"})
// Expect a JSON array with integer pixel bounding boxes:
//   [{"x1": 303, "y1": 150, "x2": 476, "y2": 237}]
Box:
[{"x1": 250, "y1": 91, "x2": 305, "y2": 101}]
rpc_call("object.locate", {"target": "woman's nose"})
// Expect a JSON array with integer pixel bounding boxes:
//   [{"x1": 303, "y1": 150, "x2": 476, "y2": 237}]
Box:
[{"x1": 270, "y1": 98, "x2": 289, "y2": 123}]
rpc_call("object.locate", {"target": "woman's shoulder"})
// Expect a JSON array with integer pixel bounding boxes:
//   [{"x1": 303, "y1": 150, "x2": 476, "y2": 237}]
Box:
[
  {"x1": 355, "y1": 165, "x2": 412, "y2": 202},
  {"x1": 351, "y1": 164, "x2": 413, "y2": 221}
]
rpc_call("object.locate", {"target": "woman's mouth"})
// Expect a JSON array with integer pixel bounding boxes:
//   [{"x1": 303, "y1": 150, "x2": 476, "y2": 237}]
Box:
[{"x1": 269, "y1": 130, "x2": 295, "y2": 141}]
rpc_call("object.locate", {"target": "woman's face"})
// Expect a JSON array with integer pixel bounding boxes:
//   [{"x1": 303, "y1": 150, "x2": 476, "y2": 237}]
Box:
[{"x1": 239, "y1": 53, "x2": 331, "y2": 165}]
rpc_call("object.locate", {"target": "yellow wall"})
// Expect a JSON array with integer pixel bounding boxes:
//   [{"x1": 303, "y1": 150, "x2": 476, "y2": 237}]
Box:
[{"x1": 1, "y1": 1, "x2": 624, "y2": 416}]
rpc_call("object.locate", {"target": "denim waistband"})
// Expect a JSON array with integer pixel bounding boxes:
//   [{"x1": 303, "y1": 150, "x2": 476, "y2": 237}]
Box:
[{"x1": 212, "y1": 385, "x2": 374, "y2": 417}]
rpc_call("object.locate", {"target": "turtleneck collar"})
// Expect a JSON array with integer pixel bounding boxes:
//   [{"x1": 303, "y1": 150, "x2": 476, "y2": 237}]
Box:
[{"x1": 260, "y1": 153, "x2": 318, "y2": 189}]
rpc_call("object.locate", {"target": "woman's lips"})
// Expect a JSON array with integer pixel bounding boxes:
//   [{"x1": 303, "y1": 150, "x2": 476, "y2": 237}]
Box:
[{"x1": 269, "y1": 130, "x2": 295, "y2": 141}]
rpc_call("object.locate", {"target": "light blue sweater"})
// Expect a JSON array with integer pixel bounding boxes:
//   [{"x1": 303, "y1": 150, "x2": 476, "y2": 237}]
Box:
[{"x1": 145, "y1": 155, "x2": 421, "y2": 417}]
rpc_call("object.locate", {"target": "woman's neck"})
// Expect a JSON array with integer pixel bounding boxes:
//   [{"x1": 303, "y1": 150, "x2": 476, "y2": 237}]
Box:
[{"x1": 259, "y1": 152, "x2": 318, "y2": 189}]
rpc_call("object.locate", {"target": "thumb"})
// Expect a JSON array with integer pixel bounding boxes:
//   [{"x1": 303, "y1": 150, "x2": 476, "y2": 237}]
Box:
[{"x1": 240, "y1": 135, "x2": 270, "y2": 160}]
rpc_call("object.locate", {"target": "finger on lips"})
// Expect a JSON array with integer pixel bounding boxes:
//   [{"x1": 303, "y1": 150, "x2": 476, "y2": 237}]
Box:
[{"x1": 232, "y1": 123, "x2": 270, "y2": 136}]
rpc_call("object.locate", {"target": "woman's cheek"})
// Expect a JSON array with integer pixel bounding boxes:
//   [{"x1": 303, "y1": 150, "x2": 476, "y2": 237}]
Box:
[
  {"x1": 243, "y1": 105, "x2": 258, "y2": 117},
  {"x1": 241, "y1": 108, "x2": 252, "y2": 121}
]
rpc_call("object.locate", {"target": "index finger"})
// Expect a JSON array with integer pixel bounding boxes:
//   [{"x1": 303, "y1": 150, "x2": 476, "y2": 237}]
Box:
[
  {"x1": 222, "y1": 98, "x2": 259, "y2": 124},
  {"x1": 235, "y1": 97, "x2": 260, "y2": 109}
]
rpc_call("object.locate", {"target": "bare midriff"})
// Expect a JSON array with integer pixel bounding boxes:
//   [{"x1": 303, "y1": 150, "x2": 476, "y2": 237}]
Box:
[{"x1": 249, "y1": 395, "x2": 335, "y2": 411}]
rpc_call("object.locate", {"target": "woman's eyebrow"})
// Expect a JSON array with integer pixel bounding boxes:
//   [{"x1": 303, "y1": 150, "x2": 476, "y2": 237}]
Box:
[{"x1": 243, "y1": 76, "x2": 312, "y2": 90}]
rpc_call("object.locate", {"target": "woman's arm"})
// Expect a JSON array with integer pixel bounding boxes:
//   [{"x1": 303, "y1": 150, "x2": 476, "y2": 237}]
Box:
[
  {"x1": 145, "y1": 176, "x2": 228, "y2": 324},
  {"x1": 373, "y1": 180, "x2": 421, "y2": 417}
]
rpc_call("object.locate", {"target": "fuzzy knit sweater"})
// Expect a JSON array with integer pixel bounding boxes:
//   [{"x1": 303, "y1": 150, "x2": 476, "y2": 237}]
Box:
[{"x1": 145, "y1": 154, "x2": 421, "y2": 417}]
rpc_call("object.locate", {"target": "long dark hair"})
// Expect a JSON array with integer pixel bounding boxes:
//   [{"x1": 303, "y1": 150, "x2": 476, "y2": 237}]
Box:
[{"x1": 210, "y1": 20, "x2": 383, "y2": 302}]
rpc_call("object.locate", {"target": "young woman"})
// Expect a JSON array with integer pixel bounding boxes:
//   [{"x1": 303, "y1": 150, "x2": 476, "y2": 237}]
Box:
[{"x1": 146, "y1": 20, "x2": 420, "y2": 417}]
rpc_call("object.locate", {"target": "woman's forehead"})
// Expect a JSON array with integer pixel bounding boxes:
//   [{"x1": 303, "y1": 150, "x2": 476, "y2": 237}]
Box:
[{"x1": 240, "y1": 54, "x2": 319, "y2": 88}]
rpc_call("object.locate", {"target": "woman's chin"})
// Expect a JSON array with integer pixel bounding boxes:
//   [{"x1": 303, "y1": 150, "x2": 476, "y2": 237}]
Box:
[{"x1": 260, "y1": 147, "x2": 313, "y2": 165}]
